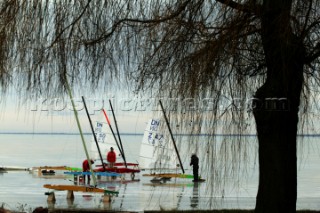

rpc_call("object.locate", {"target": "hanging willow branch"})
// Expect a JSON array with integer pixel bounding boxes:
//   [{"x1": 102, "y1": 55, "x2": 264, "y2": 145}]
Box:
[{"x1": 1, "y1": 0, "x2": 320, "y2": 198}]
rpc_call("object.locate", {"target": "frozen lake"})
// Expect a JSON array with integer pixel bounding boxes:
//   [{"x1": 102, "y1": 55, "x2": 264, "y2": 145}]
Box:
[{"x1": 0, "y1": 134, "x2": 320, "y2": 212}]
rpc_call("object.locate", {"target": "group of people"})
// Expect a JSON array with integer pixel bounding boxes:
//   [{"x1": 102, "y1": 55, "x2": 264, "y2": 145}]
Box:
[
  {"x1": 82, "y1": 147, "x2": 117, "y2": 184},
  {"x1": 82, "y1": 146, "x2": 201, "y2": 183}
]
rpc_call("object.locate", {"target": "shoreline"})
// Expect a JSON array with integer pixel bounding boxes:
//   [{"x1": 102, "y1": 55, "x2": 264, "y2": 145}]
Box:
[
  {"x1": 47, "y1": 209, "x2": 320, "y2": 213},
  {"x1": 3, "y1": 206, "x2": 320, "y2": 213}
]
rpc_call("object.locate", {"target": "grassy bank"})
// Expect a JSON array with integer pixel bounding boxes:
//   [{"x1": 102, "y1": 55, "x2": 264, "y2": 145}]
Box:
[
  {"x1": 47, "y1": 209, "x2": 320, "y2": 213},
  {"x1": 4, "y1": 208, "x2": 320, "y2": 213}
]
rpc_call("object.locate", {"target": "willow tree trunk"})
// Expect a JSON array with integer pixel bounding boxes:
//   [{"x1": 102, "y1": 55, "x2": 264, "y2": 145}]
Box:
[{"x1": 253, "y1": 1, "x2": 305, "y2": 212}]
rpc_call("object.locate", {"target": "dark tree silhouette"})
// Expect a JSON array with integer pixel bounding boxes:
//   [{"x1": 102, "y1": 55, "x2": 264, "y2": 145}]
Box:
[{"x1": 1, "y1": 0, "x2": 320, "y2": 212}]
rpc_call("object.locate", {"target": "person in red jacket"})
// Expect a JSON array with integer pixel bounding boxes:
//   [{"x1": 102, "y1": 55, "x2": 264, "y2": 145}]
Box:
[
  {"x1": 82, "y1": 158, "x2": 94, "y2": 184},
  {"x1": 107, "y1": 147, "x2": 116, "y2": 168}
]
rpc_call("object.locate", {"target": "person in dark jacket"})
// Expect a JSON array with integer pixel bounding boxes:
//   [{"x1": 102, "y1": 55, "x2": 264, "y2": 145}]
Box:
[
  {"x1": 82, "y1": 158, "x2": 94, "y2": 184},
  {"x1": 190, "y1": 153, "x2": 199, "y2": 182}
]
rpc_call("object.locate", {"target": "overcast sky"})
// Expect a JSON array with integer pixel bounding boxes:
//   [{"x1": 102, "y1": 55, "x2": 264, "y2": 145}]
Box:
[{"x1": 0, "y1": 93, "x2": 154, "y2": 134}]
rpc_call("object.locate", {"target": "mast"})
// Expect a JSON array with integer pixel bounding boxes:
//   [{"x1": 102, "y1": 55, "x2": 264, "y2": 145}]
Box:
[
  {"x1": 102, "y1": 108, "x2": 125, "y2": 165},
  {"x1": 65, "y1": 81, "x2": 97, "y2": 186},
  {"x1": 82, "y1": 96, "x2": 107, "y2": 172},
  {"x1": 109, "y1": 100, "x2": 127, "y2": 168},
  {"x1": 159, "y1": 100, "x2": 185, "y2": 174}
]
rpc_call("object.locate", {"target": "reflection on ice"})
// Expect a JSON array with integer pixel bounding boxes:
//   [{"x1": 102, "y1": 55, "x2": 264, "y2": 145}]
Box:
[{"x1": 0, "y1": 134, "x2": 320, "y2": 212}]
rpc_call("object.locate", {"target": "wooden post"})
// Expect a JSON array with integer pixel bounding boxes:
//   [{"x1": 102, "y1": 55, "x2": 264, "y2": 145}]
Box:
[
  {"x1": 73, "y1": 174, "x2": 78, "y2": 183},
  {"x1": 102, "y1": 195, "x2": 111, "y2": 202},
  {"x1": 38, "y1": 167, "x2": 42, "y2": 176},
  {"x1": 67, "y1": 190, "x2": 74, "y2": 200},
  {"x1": 47, "y1": 192, "x2": 56, "y2": 202}
]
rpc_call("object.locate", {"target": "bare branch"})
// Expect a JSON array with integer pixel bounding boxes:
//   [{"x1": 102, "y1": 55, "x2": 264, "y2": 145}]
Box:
[
  {"x1": 82, "y1": 0, "x2": 192, "y2": 45},
  {"x1": 215, "y1": 0, "x2": 261, "y2": 14},
  {"x1": 301, "y1": 0, "x2": 313, "y2": 39},
  {"x1": 48, "y1": 0, "x2": 92, "y2": 48},
  {"x1": 305, "y1": 42, "x2": 320, "y2": 64}
]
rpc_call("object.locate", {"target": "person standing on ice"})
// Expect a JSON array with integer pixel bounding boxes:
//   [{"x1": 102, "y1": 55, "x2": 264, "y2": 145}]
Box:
[
  {"x1": 107, "y1": 147, "x2": 116, "y2": 168},
  {"x1": 190, "y1": 153, "x2": 199, "y2": 182},
  {"x1": 82, "y1": 158, "x2": 94, "y2": 184}
]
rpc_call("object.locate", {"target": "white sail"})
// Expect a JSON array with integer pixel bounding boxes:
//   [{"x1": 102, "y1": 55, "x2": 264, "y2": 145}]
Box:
[
  {"x1": 90, "y1": 111, "x2": 123, "y2": 163},
  {"x1": 139, "y1": 119, "x2": 178, "y2": 170}
]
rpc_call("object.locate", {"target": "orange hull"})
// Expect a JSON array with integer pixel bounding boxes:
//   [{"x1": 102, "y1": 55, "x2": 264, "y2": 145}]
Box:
[{"x1": 43, "y1": 184, "x2": 118, "y2": 195}]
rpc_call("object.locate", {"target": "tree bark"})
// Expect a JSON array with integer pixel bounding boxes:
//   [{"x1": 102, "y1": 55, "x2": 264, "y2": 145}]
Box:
[
  {"x1": 253, "y1": 1, "x2": 305, "y2": 212},
  {"x1": 253, "y1": 90, "x2": 300, "y2": 212}
]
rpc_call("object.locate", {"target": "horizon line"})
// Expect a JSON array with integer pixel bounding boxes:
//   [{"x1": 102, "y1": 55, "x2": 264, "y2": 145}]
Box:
[{"x1": 0, "y1": 132, "x2": 318, "y2": 137}]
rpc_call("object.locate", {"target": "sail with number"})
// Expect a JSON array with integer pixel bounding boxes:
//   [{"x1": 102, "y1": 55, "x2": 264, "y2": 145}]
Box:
[
  {"x1": 139, "y1": 119, "x2": 178, "y2": 171},
  {"x1": 90, "y1": 111, "x2": 123, "y2": 163},
  {"x1": 90, "y1": 109, "x2": 140, "y2": 175}
]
